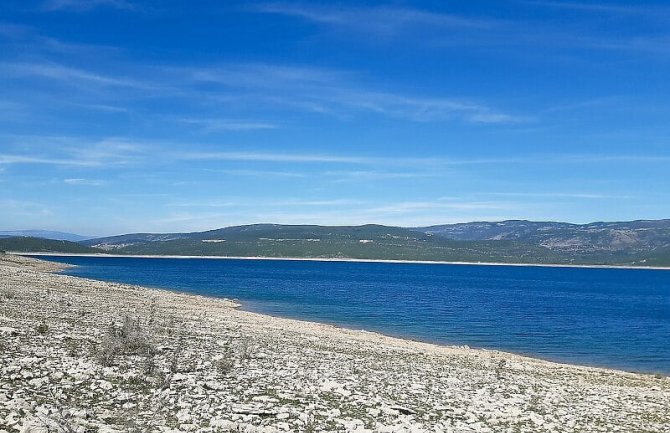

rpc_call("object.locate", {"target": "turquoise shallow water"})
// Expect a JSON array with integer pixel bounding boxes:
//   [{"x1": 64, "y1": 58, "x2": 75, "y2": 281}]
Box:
[{"x1": 40, "y1": 255, "x2": 670, "y2": 374}]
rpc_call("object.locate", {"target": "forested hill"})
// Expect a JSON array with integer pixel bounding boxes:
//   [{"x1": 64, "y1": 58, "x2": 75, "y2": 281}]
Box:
[
  {"x1": 4, "y1": 220, "x2": 669, "y2": 267},
  {"x1": 69, "y1": 220, "x2": 670, "y2": 267},
  {"x1": 0, "y1": 237, "x2": 102, "y2": 254}
]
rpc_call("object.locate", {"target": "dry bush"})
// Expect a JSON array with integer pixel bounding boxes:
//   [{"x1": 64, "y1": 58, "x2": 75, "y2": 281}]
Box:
[
  {"x1": 1, "y1": 287, "x2": 16, "y2": 300},
  {"x1": 36, "y1": 322, "x2": 49, "y2": 334},
  {"x1": 97, "y1": 315, "x2": 155, "y2": 367}
]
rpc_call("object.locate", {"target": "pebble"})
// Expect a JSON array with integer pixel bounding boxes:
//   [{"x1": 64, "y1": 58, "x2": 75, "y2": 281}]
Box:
[{"x1": 1, "y1": 255, "x2": 668, "y2": 433}]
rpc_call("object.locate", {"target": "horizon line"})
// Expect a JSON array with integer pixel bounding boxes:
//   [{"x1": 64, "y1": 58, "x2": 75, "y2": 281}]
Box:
[{"x1": 3, "y1": 217, "x2": 669, "y2": 238}]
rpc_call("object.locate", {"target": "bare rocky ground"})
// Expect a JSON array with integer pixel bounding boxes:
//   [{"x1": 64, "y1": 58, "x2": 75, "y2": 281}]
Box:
[{"x1": 0, "y1": 254, "x2": 668, "y2": 433}]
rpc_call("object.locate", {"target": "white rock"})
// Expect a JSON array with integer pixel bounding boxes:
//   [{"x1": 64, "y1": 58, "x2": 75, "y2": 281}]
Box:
[
  {"x1": 0, "y1": 327, "x2": 17, "y2": 336},
  {"x1": 19, "y1": 419, "x2": 47, "y2": 433}
]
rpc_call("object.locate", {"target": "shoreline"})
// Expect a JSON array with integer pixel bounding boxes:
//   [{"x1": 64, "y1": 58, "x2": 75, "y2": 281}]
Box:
[
  {"x1": 3, "y1": 253, "x2": 666, "y2": 375},
  {"x1": 12, "y1": 252, "x2": 670, "y2": 376},
  {"x1": 12, "y1": 251, "x2": 670, "y2": 271},
  {"x1": 1, "y1": 254, "x2": 669, "y2": 432}
]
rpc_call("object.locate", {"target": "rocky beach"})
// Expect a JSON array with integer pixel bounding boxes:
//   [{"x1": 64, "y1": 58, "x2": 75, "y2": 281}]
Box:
[{"x1": 0, "y1": 254, "x2": 668, "y2": 433}]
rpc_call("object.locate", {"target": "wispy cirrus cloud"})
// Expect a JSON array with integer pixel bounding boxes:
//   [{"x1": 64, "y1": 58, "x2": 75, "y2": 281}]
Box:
[
  {"x1": 254, "y1": 2, "x2": 670, "y2": 57},
  {"x1": 0, "y1": 23, "x2": 32, "y2": 38},
  {"x1": 1, "y1": 62, "x2": 151, "y2": 90},
  {"x1": 41, "y1": 0, "x2": 136, "y2": 12},
  {"x1": 0, "y1": 155, "x2": 96, "y2": 166},
  {"x1": 326, "y1": 89, "x2": 528, "y2": 124},
  {"x1": 364, "y1": 199, "x2": 513, "y2": 214},
  {"x1": 63, "y1": 178, "x2": 106, "y2": 186},
  {"x1": 178, "y1": 63, "x2": 526, "y2": 124},
  {"x1": 0, "y1": 199, "x2": 53, "y2": 218},
  {"x1": 155, "y1": 197, "x2": 521, "y2": 231},
  {"x1": 4, "y1": 133, "x2": 670, "y2": 170},
  {"x1": 167, "y1": 198, "x2": 363, "y2": 209},
  {"x1": 255, "y1": 3, "x2": 493, "y2": 37},
  {"x1": 0, "y1": 23, "x2": 122, "y2": 58},
  {"x1": 0, "y1": 136, "x2": 153, "y2": 167},
  {"x1": 210, "y1": 169, "x2": 307, "y2": 178},
  {"x1": 176, "y1": 118, "x2": 279, "y2": 132},
  {"x1": 324, "y1": 170, "x2": 439, "y2": 182},
  {"x1": 527, "y1": 1, "x2": 670, "y2": 18},
  {"x1": 2, "y1": 58, "x2": 525, "y2": 124},
  {"x1": 175, "y1": 150, "x2": 376, "y2": 165},
  {"x1": 483, "y1": 192, "x2": 632, "y2": 200},
  {"x1": 0, "y1": 24, "x2": 525, "y2": 125}
]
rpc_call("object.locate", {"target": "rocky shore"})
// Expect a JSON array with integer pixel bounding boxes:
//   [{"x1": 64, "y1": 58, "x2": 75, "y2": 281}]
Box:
[{"x1": 0, "y1": 254, "x2": 668, "y2": 432}]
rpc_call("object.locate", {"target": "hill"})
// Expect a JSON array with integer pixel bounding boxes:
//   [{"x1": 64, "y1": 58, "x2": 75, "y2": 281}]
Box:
[
  {"x1": 6, "y1": 220, "x2": 669, "y2": 267},
  {"x1": 0, "y1": 230, "x2": 91, "y2": 242},
  {"x1": 418, "y1": 219, "x2": 670, "y2": 255},
  {"x1": 0, "y1": 237, "x2": 102, "y2": 254},
  {"x1": 80, "y1": 221, "x2": 670, "y2": 267}
]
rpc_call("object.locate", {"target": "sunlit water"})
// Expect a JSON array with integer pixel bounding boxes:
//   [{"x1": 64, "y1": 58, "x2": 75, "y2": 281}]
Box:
[{"x1": 40, "y1": 255, "x2": 670, "y2": 374}]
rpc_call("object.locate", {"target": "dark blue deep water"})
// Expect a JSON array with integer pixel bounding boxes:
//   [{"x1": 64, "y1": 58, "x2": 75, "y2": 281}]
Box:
[{"x1": 40, "y1": 255, "x2": 670, "y2": 374}]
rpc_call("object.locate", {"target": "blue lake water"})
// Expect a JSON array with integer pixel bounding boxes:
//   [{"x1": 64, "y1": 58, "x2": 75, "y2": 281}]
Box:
[{"x1": 39, "y1": 255, "x2": 670, "y2": 374}]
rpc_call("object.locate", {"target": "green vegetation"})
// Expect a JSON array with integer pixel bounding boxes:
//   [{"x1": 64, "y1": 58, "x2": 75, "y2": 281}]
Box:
[
  {"x1": 5, "y1": 220, "x2": 670, "y2": 267},
  {"x1": 0, "y1": 237, "x2": 102, "y2": 254},
  {"x1": 81, "y1": 222, "x2": 670, "y2": 267}
]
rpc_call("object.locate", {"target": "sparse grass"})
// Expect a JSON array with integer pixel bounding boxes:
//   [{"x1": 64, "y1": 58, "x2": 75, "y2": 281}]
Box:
[
  {"x1": 1, "y1": 287, "x2": 16, "y2": 300},
  {"x1": 495, "y1": 358, "x2": 507, "y2": 381},
  {"x1": 36, "y1": 321, "x2": 49, "y2": 334},
  {"x1": 239, "y1": 341, "x2": 254, "y2": 360},
  {"x1": 4, "y1": 255, "x2": 669, "y2": 433},
  {"x1": 170, "y1": 334, "x2": 185, "y2": 373},
  {"x1": 215, "y1": 357, "x2": 235, "y2": 375},
  {"x1": 148, "y1": 296, "x2": 158, "y2": 325},
  {"x1": 96, "y1": 315, "x2": 155, "y2": 367},
  {"x1": 214, "y1": 338, "x2": 237, "y2": 375}
]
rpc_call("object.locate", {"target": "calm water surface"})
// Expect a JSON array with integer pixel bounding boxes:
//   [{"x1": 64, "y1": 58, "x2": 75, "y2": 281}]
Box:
[{"x1": 40, "y1": 255, "x2": 670, "y2": 374}]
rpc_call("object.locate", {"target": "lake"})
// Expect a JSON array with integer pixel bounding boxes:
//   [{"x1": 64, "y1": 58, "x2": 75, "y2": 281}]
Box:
[{"x1": 39, "y1": 255, "x2": 670, "y2": 375}]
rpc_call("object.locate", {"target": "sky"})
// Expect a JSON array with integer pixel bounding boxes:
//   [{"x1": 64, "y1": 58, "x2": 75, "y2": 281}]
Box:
[{"x1": 1, "y1": 0, "x2": 670, "y2": 236}]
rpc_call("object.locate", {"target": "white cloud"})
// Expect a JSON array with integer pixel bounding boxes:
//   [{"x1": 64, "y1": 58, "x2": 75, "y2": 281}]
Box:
[
  {"x1": 0, "y1": 154, "x2": 97, "y2": 166},
  {"x1": 1, "y1": 62, "x2": 149, "y2": 89},
  {"x1": 212, "y1": 169, "x2": 307, "y2": 178},
  {"x1": 177, "y1": 118, "x2": 279, "y2": 132},
  {"x1": 155, "y1": 197, "x2": 520, "y2": 230},
  {"x1": 0, "y1": 136, "x2": 154, "y2": 167},
  {"x1": 324, "y1": 170, "x2": 438, "y2": 182},
  {"x1": 178, "y1": 63, "x2": 525, "y2": 124},
  {"x1": 175, "y1": 150, "x2": 378, "y2": 165},
  {"x1": 527, "y1": 1, "x2": 670, "y2": 18},
  {"x1": 63, "y1": 178, "x2": 105, "y2": 186},
  {"x1": 167, "y1": 198, "x2": 363, "y2": 209},
  {"x1": 255, "y1": 3, "x2": 492, "y2": 37},
  {"x1": 483, "y1": 192, "x2": 631, "y2": 200},
  {"x1": 42, "y1": 0, "x2": 135, "y2": 12}
]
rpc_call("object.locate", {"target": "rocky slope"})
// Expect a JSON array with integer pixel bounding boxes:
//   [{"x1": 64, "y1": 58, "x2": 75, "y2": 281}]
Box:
[
  {"x1": 0, "y1": 254, "x2": 668, "y2": 432},
  {"x1": 419, "y1": 219, "x2": 670, "y2": 254}
]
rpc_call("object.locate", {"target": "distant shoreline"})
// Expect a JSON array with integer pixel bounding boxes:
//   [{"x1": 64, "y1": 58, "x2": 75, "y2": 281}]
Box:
[{"x1": 11, "y1": 251, "x2": 670, "y2": 271}]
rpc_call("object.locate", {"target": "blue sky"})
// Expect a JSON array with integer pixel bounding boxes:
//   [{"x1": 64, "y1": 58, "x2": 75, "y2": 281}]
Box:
[{"x1": 1, "y1": 0, "x2": 669, "y2": 235}]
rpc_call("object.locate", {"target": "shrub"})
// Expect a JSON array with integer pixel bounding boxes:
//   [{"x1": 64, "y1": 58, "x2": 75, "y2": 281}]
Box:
[
  {"x1": 97, "y1": 315, "x2": 155, "y2": 367},
  {"x1": 215, "y1": 357, "x2": 234, "y2": 375},
  {"x1": 36, "y1": 322, "x2": 49, "y2": 334}
]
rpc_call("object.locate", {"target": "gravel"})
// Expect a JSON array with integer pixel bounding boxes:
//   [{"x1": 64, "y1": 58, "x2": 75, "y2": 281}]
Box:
[{"x1": 1, "y1": 254, "x2": 668, "y2": 433}]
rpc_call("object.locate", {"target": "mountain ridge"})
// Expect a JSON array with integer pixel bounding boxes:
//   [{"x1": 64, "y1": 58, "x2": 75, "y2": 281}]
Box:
[
  {"x1": 0, "y1": 230, "x2": 92, "y2": 242},
  {"x1": 4, "y1": 219, "x2": 670, "y2": 267}
]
